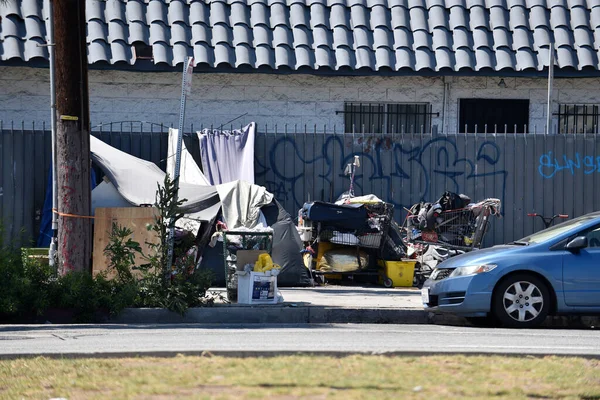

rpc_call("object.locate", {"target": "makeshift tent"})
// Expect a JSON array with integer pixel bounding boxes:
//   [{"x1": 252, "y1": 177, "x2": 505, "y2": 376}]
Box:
[
  {"x1": 90, "y1": 136, "x2": 222, "y2": 220},
  {"x1": 88, "y1": 135, "x2": 309, "y2": 286}
]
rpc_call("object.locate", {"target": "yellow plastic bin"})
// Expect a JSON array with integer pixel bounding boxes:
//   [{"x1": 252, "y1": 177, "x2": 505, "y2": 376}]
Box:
[{"x1": 378, "y1": 260, "x2": 416, "y2": 288}]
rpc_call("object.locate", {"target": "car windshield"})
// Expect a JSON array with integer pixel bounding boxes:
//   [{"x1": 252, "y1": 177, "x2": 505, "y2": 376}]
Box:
[{"x1": 516, "y1": 214, "x2": 600, "y2": 244}]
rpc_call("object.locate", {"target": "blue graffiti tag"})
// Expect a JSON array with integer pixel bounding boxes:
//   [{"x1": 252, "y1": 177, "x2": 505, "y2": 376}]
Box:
[
  {"x1": 538, "y1": 151, "x2": 600, "y2": 178},
  {"x1": 256, "y1": 135, "x2": 508, "y2": 214}
]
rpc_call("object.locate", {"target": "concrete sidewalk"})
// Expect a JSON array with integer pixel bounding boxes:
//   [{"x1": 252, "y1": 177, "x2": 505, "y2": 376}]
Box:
[
  {"x1": 111, "y1": 285, "x2": 435, "y2": 325},
  {"x1": 109, "y1": 284, "x2": 600, "y2": 328},
  {"x1": 274, "y1": 286, "x2": 424, "y2": 308}
]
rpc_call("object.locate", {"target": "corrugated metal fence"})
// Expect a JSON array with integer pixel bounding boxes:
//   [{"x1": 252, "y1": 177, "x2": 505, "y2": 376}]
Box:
[
  {"x1": 0, "y1": 123, "x2": 52, "y2": 246},
  {"x1": 2, "y1": 122, "x2": 600, "y2": 248}
]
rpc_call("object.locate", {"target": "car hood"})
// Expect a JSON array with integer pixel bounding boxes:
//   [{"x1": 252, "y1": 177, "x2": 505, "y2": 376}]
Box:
[{"x1": 435, "y1": 245, "x2": 525, "y2": 269}]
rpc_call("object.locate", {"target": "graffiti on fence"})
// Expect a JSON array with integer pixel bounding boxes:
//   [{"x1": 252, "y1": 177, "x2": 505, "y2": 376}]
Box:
[
  {"x1": 538, "y1": 151, "x2": 600, "y2": 179},
  {"x1": 256, "y1": 135, "x2": 508, "y2": 213}
]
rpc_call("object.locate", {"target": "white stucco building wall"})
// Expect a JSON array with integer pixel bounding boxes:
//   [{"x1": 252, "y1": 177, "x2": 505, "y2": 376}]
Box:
[{"x1": 1, "y1": 66, "x2": 600, "y2": 133}]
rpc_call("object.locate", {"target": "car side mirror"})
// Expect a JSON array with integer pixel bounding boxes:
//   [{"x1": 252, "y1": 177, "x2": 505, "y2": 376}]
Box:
[{"x1": 565, "y1": 236, "x2": 588, "y2": 252}]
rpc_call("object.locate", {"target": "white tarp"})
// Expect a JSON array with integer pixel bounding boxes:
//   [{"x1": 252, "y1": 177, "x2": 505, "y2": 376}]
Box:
[
  {"x1": 167, "y1": 128, "x2": 211, "y2": 186},
  {"x1": 91, "y1": 180, "x2": 131, "y2": 215}
]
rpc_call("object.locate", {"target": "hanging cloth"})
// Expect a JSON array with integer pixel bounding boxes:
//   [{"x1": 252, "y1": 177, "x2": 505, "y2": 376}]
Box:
[{"x1": 198, "y1": 122, "x2": 256, "y2": 185}]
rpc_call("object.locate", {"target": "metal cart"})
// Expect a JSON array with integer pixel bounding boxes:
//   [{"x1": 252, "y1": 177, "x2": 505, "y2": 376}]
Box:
[
  {"x1": 312, "y1": 202, "x2": 395, "y2": 283},
  {"x1": 403, "y1": 200, "x2": 500, "y2": 251},
  {"x1": 223, "y1": 230, "x2": 273, "y2": 302},
  {"x1": 401, "y1": 198, "x2": 501, "y2": 285}
]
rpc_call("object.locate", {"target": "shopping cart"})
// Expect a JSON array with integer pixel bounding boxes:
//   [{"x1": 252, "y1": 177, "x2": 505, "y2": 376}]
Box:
[
  {"x1": 401, "y1": 198, "x2": 501, "y2": 285},
  {"x1": 403, "y1": 199, "x2": 501, "y2": 251}
]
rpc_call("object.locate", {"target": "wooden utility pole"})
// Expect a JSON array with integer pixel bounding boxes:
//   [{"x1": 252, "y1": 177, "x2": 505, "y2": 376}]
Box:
[{"x1": 54, "y1": 0, "x2": 91, "y2": 274}]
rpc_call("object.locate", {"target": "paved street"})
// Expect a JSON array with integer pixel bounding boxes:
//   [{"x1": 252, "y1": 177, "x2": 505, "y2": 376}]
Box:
[{"x1": 1, "y1": 324, "x2": 599, "y2": 358}]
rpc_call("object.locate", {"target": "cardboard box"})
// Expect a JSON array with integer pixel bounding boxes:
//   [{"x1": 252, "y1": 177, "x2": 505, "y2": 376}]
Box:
[{"x1": 236, "y1": 270, "x2": 279, "y2": 305}]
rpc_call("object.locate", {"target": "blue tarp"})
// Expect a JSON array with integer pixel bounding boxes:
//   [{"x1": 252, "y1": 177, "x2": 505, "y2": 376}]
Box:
[{"x1": 37, "y1": 166, "x2": 97, "y2": 247}]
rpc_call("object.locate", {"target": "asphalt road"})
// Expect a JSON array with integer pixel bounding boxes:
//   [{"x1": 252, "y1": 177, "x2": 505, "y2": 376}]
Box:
[{"x1": 1, "y1": 324, "x2": 600, "y2": 358}]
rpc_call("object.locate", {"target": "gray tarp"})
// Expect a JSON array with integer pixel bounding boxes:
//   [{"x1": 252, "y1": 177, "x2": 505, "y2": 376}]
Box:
[
  {"x1": 90, "y1": 136, "x2": 221, "y2": 222},
  {"x1": 216, "y1": 180, "x2": 273, "y2": 229},
  {"x1": 91, "y1": 180, "x2": 131, "y2": 215}
]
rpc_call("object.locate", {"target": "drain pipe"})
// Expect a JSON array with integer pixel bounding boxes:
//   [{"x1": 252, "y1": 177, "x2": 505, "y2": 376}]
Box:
[
  {"x1": 48, "y1": 0, "x2": 58, "y2": 267},
  {"x1": 442, "y1": 76, "x2": 449, "y2": 134}
]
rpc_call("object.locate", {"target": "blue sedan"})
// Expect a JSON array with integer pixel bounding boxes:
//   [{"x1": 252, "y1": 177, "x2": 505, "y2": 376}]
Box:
[{"x1": 422, "y1": 211, "x2": 600, "y2": 328}]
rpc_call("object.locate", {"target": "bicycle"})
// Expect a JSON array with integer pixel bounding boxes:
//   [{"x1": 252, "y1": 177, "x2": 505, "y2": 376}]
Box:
[{"x1": 527, "y1": 213, "x2": 569, "y2": 229}]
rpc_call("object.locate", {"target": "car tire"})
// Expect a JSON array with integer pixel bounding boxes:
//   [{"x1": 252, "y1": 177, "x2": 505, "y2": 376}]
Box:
[{"x1": 492, "y1": 273, "x2": 550, "y2": 328}]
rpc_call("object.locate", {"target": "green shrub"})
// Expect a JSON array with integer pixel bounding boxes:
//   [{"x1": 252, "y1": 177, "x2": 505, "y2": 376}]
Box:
[
  {"x1": 0, "y1": 175, "x2": 215, "y2": 323},
  {"x1": 0, "y1": 232, "x2": 56, "y2": 319},
  {"x1": 21, "y1": 255, "x2": 57, "y2": 316},
  {"x1": 0, "y1": 244, "x2": 31, "y2": 316},
  {"x1": 0, "y1": 243, "x2": 138, "y2": 322}
]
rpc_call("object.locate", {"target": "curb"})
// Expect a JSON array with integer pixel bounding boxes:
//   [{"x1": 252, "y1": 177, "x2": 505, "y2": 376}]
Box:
[
  {"x1": 109, "y1": 306, "x2": 600, "y2": 328},
  {"x1": 110, "y1": 306, "x2": 430, "y2": 325},
  {"x1": 6, "y1": 350, "x2": 600, "y2": 360}
]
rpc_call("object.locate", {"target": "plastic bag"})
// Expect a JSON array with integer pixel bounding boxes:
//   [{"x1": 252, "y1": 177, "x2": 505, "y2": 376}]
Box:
[
  {"x1": 254, "y1": 253, "x2": 281, "y2": 272},
  {"x1": 317, "y1": 248, "x2": 369, "y2": 272}
]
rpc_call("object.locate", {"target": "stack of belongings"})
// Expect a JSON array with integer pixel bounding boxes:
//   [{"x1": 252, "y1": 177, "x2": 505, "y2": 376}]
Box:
[{"x1": 300, "y1": 195, "x2": 395, "y2": 273}]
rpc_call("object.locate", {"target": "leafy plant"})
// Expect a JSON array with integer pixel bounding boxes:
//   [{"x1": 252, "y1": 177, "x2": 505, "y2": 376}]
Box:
[
  {"x1": 50, "y1": 271, "x2": 101, "y2": 321},
  {"x1": 20, "y1": 250, "x2": 57, "y2": 315},
  {"x1": 145, "y1": 174, "x2": 187, "y2": 284},
  {"x1": 103, "y1": 223, "x2": 141, "y2": 284},
  {"x1": 103, "y1": 175, "x2": 215, "y2": 316}
]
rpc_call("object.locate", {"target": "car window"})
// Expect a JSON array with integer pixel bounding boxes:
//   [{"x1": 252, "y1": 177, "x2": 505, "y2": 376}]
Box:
[
  {"x1": 519, "y1": 214, "x2": 600, "y2": 244},
  {"x1": 585, "y1": 227, "x2": 600, "y2": 249}
]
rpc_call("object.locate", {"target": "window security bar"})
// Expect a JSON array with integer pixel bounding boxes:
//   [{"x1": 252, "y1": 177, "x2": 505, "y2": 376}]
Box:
[
  {"x1": 335, "y1": 110, "x2": 440, "y2": 116},
  {"x1": 554, "y1": 104, "x2": 600, "y2": 134}
]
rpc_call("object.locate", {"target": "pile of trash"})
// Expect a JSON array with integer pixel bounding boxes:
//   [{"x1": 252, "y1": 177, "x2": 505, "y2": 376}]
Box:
[{"x1": 405, "y1": 191, "x2": 501, "y2": 249}]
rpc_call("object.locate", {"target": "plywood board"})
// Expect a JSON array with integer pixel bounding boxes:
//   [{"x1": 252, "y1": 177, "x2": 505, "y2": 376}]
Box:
[{"x1": 92, "y1": 207, "x2": 159, "y2": 278}]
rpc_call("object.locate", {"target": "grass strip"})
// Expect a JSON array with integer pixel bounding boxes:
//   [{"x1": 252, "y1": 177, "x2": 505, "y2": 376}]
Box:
[{"x1": 1, "y1": 354, "x2": 599, "y2": 399}]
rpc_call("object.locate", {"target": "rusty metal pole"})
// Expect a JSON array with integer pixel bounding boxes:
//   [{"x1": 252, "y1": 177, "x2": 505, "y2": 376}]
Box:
[{"x1": 54, "y1": 0, "x2": 91, "y2": 274}]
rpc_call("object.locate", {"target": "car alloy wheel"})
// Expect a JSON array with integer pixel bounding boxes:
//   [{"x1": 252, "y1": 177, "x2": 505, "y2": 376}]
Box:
[
  {"x1": 493, "y1": 273, "x2": 550, "y2": 328},
  {"x1": 502, "y1": 281, "x2": 544, "y2": 323}
]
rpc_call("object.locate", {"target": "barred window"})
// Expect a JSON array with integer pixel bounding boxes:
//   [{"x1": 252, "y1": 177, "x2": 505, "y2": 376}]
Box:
[
  {"x1": 558, "y1": 104, "x2": 600, "y2": 134},
  {"x1": 342, "y1": 102, "x2": 432, "y2": 134}
]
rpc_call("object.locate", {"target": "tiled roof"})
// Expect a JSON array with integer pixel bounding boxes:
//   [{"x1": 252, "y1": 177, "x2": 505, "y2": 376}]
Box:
[{"x1": 2, "y1": 0, "x2": 600, "y2": 72}]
